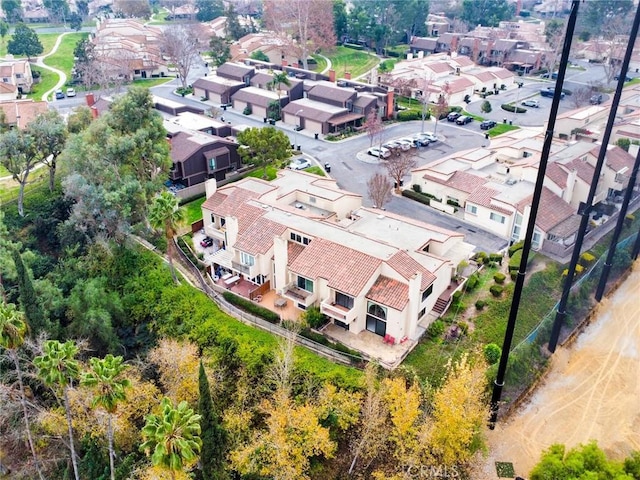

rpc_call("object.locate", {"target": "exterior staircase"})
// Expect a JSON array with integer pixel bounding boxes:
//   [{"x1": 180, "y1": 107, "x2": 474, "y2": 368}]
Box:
[{"x1": 433, "y1": 296, "x2": 451, "y2": 315}]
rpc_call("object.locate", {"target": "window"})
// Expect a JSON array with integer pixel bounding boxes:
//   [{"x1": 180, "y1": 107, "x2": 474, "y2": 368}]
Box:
[
  {"x1": 490, "y1": 212, "x2": 506, "y2": 224},
  {"x1": 421, "y1": 284, "x2": 433, "y2": 302},
  {"x1": 209, "y1": 157, "x2": 216, "y2": 170},
  {"x1": 240, "y1": 251, "x2": 255, "y2": 266},
  {"x1": 308, "y1": 196, "x2": 316, "y2": 204},
  {"x1": 335, "y1": 292, "x2": 354, "y2": 309},
  {"x1": 422, "y1": 243, "x2": 430, "y2": 253},
  {"x1": 290, "y1": 231, "x2": 311, "y2": 246},
  {"x1": 466, "y1": 204, "x2": 477, "y2": 215},
  {"x1": 366, "y1": 302, "x2": 387, "y2": 337},
  {"x1": 418, "y1": 307, "x2": 426, "y2": 319},
  {"x1": 532, "y1": 230, "x2": 542, "y2": 249},
  {"x1": 297, "y1": 276, "x2": 313, "y2": 293}
]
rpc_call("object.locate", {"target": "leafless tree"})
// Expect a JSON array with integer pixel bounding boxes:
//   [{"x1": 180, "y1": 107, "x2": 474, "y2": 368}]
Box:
[
  {"x1": 161, "y1": 25, "x2": 200, "y2": 89},
  {"x1": 364, "y1": 110, "x2": 383, "y2": 147},
  {"x1": 367, "y1": 173, "x2": 392, "y2": 209},
  {"x1": 432, "y1": 81, "x2": 451, "y2": 135},
  {"x1": 570, "y1": 87, "x2": 592, "y2": 109},
  {"x1": 384, "y1": 149, "x2": 417, "y2": 194},
  {"x1": 595, "y1": 18, "x2": 628, "y2": 84}
]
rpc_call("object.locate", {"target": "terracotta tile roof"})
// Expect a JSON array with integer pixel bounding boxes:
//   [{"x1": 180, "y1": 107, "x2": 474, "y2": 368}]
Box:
[
  {"x1": 564, "y1": 157, "x2": 595, "y2": 183},
  {"x1": 287, "y1": 241, "x2": 305, "y2": 266},
  {"x1": 233, "y1": 217, "x2": 287, "y2": 255},
  {"x1": 0, "y1": 83, "x2": 16, "y2": 94},
  {"x1": 386, "y1": 250, "x2": 436, "y2": 290},
  {"x1": 446, "y1": 170, "x2": 487, "y2": 193},
  {"x1": 601, "y1": 145, "x2": 634, "y2": 172},
  {"x1": 466, "y1": 186, "x2": 513, "y2": 215},
  {"x1": 429, "y1": 62, "x2": 452, "y2": 74},
  {"x1": 447, "y1": 76, "x2": 475, "y2": 93},
  {"x1": 545, "y1": 162, "x2": 568, "y2": 188},
  {"x1": 492, "y1": 68, "x2": 514, "y2": 79},
  {"x1": 366, "y1": 275, "x2": 409, "y2": 311},
  {"x1": 518, "y1": 187, "x2": 577, "y2": 233},
  {"x1": 0, "y1": 99, "x2": 48, "y2": 129},
  {"x1": 201, "y1": 187, "x2": 260, "y2": 217},
  {"x1": 233, "y1": 202, "x2": 265, "y2": 235},
  {"x1": 288, "y1": 238, "x2": 381, "y2": 297}
]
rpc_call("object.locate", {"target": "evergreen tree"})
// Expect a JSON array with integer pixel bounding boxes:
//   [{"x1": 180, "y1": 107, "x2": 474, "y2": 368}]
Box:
[
  {"x1": 7, "y1": 23, "x2": 43, "y2": 59},
  {"x1": 198, "y1": 361, "x2": 227, "y2": 480},
  {"x1": 12, "y1": 247, "x2": 49, "y2": 335}
]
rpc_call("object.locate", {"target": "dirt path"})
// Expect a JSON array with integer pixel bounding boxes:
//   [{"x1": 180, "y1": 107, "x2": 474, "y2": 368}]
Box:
[{"x1": 476, "y1": 262, "x2": 640, "y2": 479}]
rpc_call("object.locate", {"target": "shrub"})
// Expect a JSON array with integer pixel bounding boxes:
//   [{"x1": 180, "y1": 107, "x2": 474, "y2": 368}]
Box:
[
  {"x1": 484, "y1": 343, "x2": 502, "y2": 365},
  {"x1": 475, "y1": 299, "x2": 486, "y2": 310},
  {"x1": 509, "y1": 240, "x2": 524, "y2": 257},
  {"x1": 501, "y1": 104, "x2": 527, "y2": 113},
  {"x1": 490, "y1": 285, "x2": 504, "y2": 297},
  {"x1": 466, "y1": 273, "x2": 479, "y2": 290},
  {"x1": 446, "y1": 199, "x2": 460, "y2": 207},
  {"x1": 457, "y1": 260, "x2": 469, "y2": 275},
  {"x1": 452, "y1": 291, "x2": 463, "y2": 304},
  {"x1": 494, "y1": 272, "x2": 506, "y2": 284},
  {"x1": 580, "y1": 252, "x2": 596, "y2": 265},
  {"x1": 397, "y1": 110, "x2": 423, "y2": 121},
  {"x1": 481, "y1": 100, "x2": 492, "y2": 113},
  {"x1": 402, "y1": 189, "x2": 430, "y2": 206},
  {"x1": 489, "y1": 253, "x2": 503, "y2": 265},
  {"x1": 222, "y1": 291, "x2": 280, "y2": 324},
  {"x1": 412, "y1": 184, "x2": 422, "y2": 193},
  {"x1": 509, "y1": 250, "x2": 522, "y2": 272},
  {"x1": 616, "y1": 138, "x2": 631, "y2": 152},
  {"x1": 625, "y1": 214, "x2": 635, "y2": 226},
  {"x1": 427, "y1": 320, "x2": 445, "y2": 339},
  {"x1": 474, "y1": 251, "x2": 488, "y2": 264},
  {"x1": 242, "y1": 105, "x2": 252, "y2": 115},
  {"x1": 301, "y1": 306, "x2": 327, "y2": 329},
  {"x1": 458, "y1": 321, "x2": 469, "y2": 335}
]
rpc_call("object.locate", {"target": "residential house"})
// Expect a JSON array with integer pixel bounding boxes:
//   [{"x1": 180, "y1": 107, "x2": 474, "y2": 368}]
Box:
[
  {"x1": 0, "y1": 99, "x2": 49, "y2": 128},
  {"x1": 410, "y1": 37, "x2": 438, "y2": 56},
  {"x1": 23, "y1": 7, "x2": 49, "y2": 23},
  {"x1": 0, "y1": 60, "x2": 34, "y2": 95},
  {"x1": 193, "y1": 76, "x2": 245, "y2": 104},
  {"x1": 168, "y1": 3, "x2": 197, "y2": 20},
  {"x1": 215, "y1": 62, "x2": 255, "y2": 85},
  {"x1": 166, "y1": 111, "x2": 232, "y2": 138},
  {"x1": 425, "y1": 13, "x2": 452, "y2": 37},
  {"x1": 0, "y1": 82, "x2": 16, "y2": 101},
  {"x1": 201, "y1": 170, "x2": 474, "y2": 359},
  {"x1": 249, "y1": 72, "x2": 304, "y2": 102},
  {"x1": 231, "y1": 86, "x2": 282, "y2": 119},
  {"x1": 91, "y1": 19, "x2": 169, "y2": 80},
  {"x1": 555, "y1": 105, "x2": 610, "y2": 141},
  {"x1": 152, "y1": 95, "x2": 205, "y2": 117},
  {"x1": 168, "y1": 129, "x2": 240, "y2": 187}
]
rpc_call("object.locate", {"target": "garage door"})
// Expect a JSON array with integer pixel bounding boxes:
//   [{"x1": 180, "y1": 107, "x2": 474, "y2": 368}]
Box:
[
  {"x1": 194, "y1": 87, "x2": 207, "y2": 100},
  {"x1": 254, "y1": 106, "x2": 267, "y2": 119},
  {"x1": 305, "y1": 119, "x2": 323, "y2": 134},
  {"x1": 233, "y1": 100, "x2": 247, "y2": 112}
]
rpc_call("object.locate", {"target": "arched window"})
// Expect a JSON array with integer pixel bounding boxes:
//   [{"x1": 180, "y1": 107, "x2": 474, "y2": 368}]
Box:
[
  {"x1": 367, "y1": 303, "x2": 386, "y2": 319},
  {"x1": 366, "y1": 302, "x2": 387, "y2": 336}
]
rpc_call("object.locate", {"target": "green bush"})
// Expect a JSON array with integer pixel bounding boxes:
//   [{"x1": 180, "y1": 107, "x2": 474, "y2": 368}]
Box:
[
  {"x1": 466, "y1": 273, "x2": 479, "y2": 290},
  {"x1": 397, "y1": 110, "x2": 424, "y2": 121},
  {"x1": 489, "y1": 253, "x2": 503, "y2": 265},
  {"x1": 402, "y1": 189, "x2": 430, "y2": 206},
  {"x1": 301, "y1": 305, "x2": 327, "y2": 329},
  {"x1": 490, "y1": 285, "x2": 504, "y2": 297},
  {"x1": 509, "y1": 240, "x2": 524, "y2": 257},
  {"x1": 475, "y1": 299, "x2": 486, "y2": 310},
  {"x1": 412, "y1": 184, "x2": 422, "y2": 193},
  {"x1": 501, "y1": 104, "x2": 527, "y2": 113},
  {"x1": 579, "y1": 252, "x2": 596, "y2": 266},
  {"x1": 222, "y1": 291, "x2": 280, "y2": 324},
  {"x1": 242, "y1": 105, "x2": 252, "y2": 115},
  {"x1": 481, "y1": 100, "x2": 492, "y2": 113},
  {"x1": 474, "y1": 251, "x2": 488, "y2": 264},
  {"x1": 484, "y1": 343, "x2": 502, "y2": 365},
  {"x1": 458, "y1": 321, "x2": 469, "y2": 336},
  {"x1": 494, "y1": 272, "x2": 506, "y2": 284},
  {"x1": 452, "y1": 291, "x2": 463, "y2": 303},
  {"x1": 509, "y1": 249, "x2": 522, "y2": 272},
  {"x1": 427, "y1": 319, "x2": 445, "y2": 338}
]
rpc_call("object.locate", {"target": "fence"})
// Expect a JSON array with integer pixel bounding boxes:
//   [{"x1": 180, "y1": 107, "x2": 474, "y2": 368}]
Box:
[{"x1": 173, "y1": 239, "x2": 363, "y2": 367}]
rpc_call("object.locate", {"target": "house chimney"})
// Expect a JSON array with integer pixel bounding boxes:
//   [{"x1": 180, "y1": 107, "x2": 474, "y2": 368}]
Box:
[
  {"x1": 344, "y1": 71, "x2": 351, "y2": 80},
  {"x1": 329, "y1": 69, "x2": 336, "y2": 82},
  {"x1": 90, "y1": 106, "x2": 98, "y2": 119},
  {"x1": 205, "y1": 178, "x2": 217, "y2": 199},
  {"x1": 86, "y1": 92, "x2": 95, "y2": 106},
  {"x1": 281, "y1": 59, "x2": 288, "y2": 67},
  {"x1": 292, "y1": 63, "x2": 299, "y2": 68},
  {"x1": 386, "y1": 87, "x2": 394, "y2": 120}
]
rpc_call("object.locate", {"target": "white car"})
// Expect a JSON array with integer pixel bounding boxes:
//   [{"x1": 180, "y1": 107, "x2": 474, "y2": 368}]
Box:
[
  {"x1": 420, "y1": 132, "x2": 438, "y2": 143},
  {"x1": 399, "y1": 137, "x2": 418, "y2": 147},
  {"x1": 367, "y1": 147, "x2": 391, "y2": 159},
  {"x1": 66, "y1": 87, "x2": 77, "y2": 97},
  {"x1": 382, "y1": 141, "x2": 402, "y2": 151},
  {"x1": 288, "y1": 158, "x2": 312, "y2": 170}
]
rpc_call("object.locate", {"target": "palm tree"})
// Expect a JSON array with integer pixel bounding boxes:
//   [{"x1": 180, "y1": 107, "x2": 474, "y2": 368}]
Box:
[
  {"x1": 0, "y1": 301, "x2": 45, "y2": 480},
  {"x1": 34, "y1": 340, "x2": 81, "y2": 480},
  {"x1": 266, "y1": 71, "x2": 291, "y2": 120},
  {"x1": 148, "y1": 191, "x2": 185, "y2": 283},
  {"x1": 140, "y1": 397, "x2": 202, "y2": 480},
  {"x1": 81, "y1": 355, "x2": 131, "y2": 480}
]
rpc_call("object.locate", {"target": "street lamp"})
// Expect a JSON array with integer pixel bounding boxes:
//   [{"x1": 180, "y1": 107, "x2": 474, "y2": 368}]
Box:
[{"x1": 294, "y1": 109, "x2": 304, "y2": 150}]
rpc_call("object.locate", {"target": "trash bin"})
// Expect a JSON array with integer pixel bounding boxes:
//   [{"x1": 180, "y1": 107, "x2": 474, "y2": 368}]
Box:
[
  {"x1": 503, "y1": 118, "x2": 507, "y2": 124},
  {"x1": 264, "y1": 117, "x2": 267, "y2": 123},
  {"x1": 485, "y1": 133, "x2": 489, "y2": 140},
  {"x1": 297, "y1": 145, "x2": 301, "y2": 151},
  {"x1": 324, "y1": 163, "x2": 331, "y2": 172},
  {"x1": 314, "y1": 133, "x2": 319, "y2": 140},
  {"x1": 509, "y1": 120, "x2": 512, "y2": 125}
]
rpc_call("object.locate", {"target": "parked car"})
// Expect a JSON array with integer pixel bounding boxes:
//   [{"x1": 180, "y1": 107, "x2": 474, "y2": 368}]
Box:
[
  {"x1": 288, "y1": 158, "x2": 312, "y2": 170},
  {"x1": 396, "y1": 139, "x2": 412, "y2": 150},
  {"x1": 411, "y1": 134, "x2": 431, "y2": 147},
  {"x1": 542, "y1": 72, "x2": 558, "y2": 79},
  {"x1": 521, "y1": 99, "x2": 540, "y2": 108},
  {"x1": 382, "y1": 140, "x2": 402, "y2": 151},
  {"x1": 200, "y1": 237, "x2": 214, "y2": 248},
  {"x1": 590, "y1": 93, "x2": 603, "y2": 105},
  {"x1": 447, "y1": 111, "x2": 461, "y2": 122},
  {"x1": 614, "y1": 74, "x2": 632, "y2": 82},
  {"x1": 480, "y1": 120, "x2": 497, "y2": 130},
  {"x1": 455, "y1": 115, "x2": 473, "y2": 125},
  {"x1": 367, "y1": 147, "x2": 391, "y2": 158},
  {"x1": 540, "y1": 87, "x2": 565, "y2": 99},
  {"x1": 55, "y1": 89, "x2": 65, "y2": 99},
  {"x1": 418, "y1": 132, "x2": 438, "y2": 143},
  {"x1": 66, "y1": 87, "x2": 76, "y2": 97}
]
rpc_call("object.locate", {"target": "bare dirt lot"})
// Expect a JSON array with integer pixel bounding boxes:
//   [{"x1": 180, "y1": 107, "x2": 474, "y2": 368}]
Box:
[{"x1": 476, "y1": 263, "x2": 640, "y2": 479}]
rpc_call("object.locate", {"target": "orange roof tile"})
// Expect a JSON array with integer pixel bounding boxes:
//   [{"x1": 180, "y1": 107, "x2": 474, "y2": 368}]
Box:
[
  {"x1": 201, "y1": 187, "x2": 260, "y2": 217},
  {"x1": 289, "y1": 238, "x2": 381, "y2": 297},
  {"x1": 366, "y1": 275, "x2": 409, "y2": 311},
  {"x1": 233, "y1": 217, "x2": 287, "y2": 255},
  {"x1": 517, "y1": 187, "x2": 576, "y2": 233},
  {"x1": 287, "y1": 241, "x2": 305, "y2": 266},
  {"x1": 386, "y1": 250, "x2": 436, "y2": 290},
  {"x1": 466, "y1": 186, "x2": 513, "y2": 215},
  {"x1": 545, "y1": 162, "x2": 568, "y2": 188}
]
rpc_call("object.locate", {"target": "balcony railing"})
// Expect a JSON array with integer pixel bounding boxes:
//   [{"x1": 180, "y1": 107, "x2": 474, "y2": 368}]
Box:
[
  {"x1": 204, "y1": 224, "x2": 226, "y2": 241},
  {"x1": 283, "y1": 284, "x2": 314, "y2": 305},
  {"x1": 231, "y1": 261, "x2": 251, "y2": 276},
  {"x1": 320, "y1": 300, "x2": 357, "y2": 324}
]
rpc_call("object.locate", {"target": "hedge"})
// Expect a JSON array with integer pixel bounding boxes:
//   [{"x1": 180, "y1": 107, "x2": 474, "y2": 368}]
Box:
[
  {"x1": 402, "y1": 189, "x2": 431, "y2": 206},
  {"x1": 501, "y1": 104, "x2": 527, "y2": 113},
  {"x1": 494, "y1": 272, "x2": 506, "y2": 284},
  {"x1": 397, "y1": 110, "x2": 425, "y2": 121},
  {"x1": 509, "y1": 249, "x2": 523, "y2": 272},
  {"x1": 508, "y1": 240, "x2": 524, "y2": 257},
  {"x1": 474, "y1": 251, "x2": 488, "y2": 264},
  {"x1": 222, "y1": 291, "x2": 281, "y2": 324},
  {"x1": 489, "y1": 253, "x2": 503, "y2": 265},
  {"x1": 490, "y1": 285, "x2": 504, "y2": 297},
  {"x1": 466, "y1": 273, "x2": 479, "y2": 290},
  {"x1": 475, "y1": 299, "x2": 486, "y2": 310},
  {"x1": 299, "y1": 328, "x2": 362, "y2": 359},
  {"x1": 427, "y1": 319, "x2": 445, "y2": 338}
]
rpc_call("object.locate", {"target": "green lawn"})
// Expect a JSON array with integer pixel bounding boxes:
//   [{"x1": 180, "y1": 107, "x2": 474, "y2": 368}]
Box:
[
  {"x1": 311, "y1": 54, "x2": 328, "y2": 73},
  {"x1": 0, "y1": 165, "x2": 10, "y2": 177},
  {"x1": 322, "y1": 46, "x2": 380, "y2": 79},
  {"x1": 43, "y1": 32, "x2": 88, "y2": 81},
  {"x1": 488, "y1": 123, "x2": 520, "y2": 137},
  {"x1": 181, "y1": 196, "x2": 206, "y2": 224},
  {"x1": 0, "y1": 165, "x2": 48, "y2": 204},
  {"x1": 147, "y1": 9, "x2": 172, "y2": 25},
  {"x1": 30, "y1": 66, "x2": 58, "y2": 100},
  {"x1": 133, "y1": 77, "x2": 174, "y2": 88}
]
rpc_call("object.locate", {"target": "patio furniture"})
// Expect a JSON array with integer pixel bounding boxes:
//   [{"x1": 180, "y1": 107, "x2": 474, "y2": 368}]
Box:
[
  {"x1": 274, "y1": 298, "x2": 287, "y2": 309},
  {"x1": 254, "y1": 295, "x2": 263, "y2": 303},
  {"x1": 221, "y1": 272, "x2": 233, "y2": 280},
  {"x1": 224, "y1": 275, "x2": 240, "y2": 286}
]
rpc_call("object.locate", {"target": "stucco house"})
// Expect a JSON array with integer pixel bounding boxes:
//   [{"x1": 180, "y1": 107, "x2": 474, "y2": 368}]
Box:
[
  {"x1": 200, "y1": 170, "x2": 474, "y2": 355},
  {"x1": 0, "y1": 60, "x2": 34, "y2": 95},
  {"x1": 0, "y1": 99, "x2": 49, "y2": 128}
]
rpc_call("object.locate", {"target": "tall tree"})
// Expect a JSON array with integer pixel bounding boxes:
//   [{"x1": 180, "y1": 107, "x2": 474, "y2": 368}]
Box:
[
  {"x1": 364, "y1": 110, "x2": 383, "y2": 147},
  {"x1": 208, "y1": 35, "x2": 230, "y2": 66},
  {"x1": 581, "y1": 0, "x2": 633, "y2": 35},
  {"x1": 43, "y1": 0, "x2": 69, "y2": 23},
  {"x1": 1, "y1": 0, "x2": 22, "y2": 23},
  {"x1": 224, "y1": 3, "x2": 246, "y2": 41},
  {"x1": 333, "y1": 0, "x2": 348, "y2": 42},
  {"x1": 367, "y1": 173, "x2": 392, "y2": 210},
  {"x1": 266, "y1": 72, "x2": 291, "y2": 120},
  {"x1": 263, "y1": 0, "x2": 336, "y2": 70},
  {"x1": 11, "y1": 247, "x2": 49, "y2": 335},
  {"x1": 28, "y1": 110, "x2": 68, "y2": 193},
  {"x1": 140, "y1": 398, "x2": 202, "y2": 480},
  {"x1": 161, "y1": 25, "x2": 200, "y2": 89},
  {"x1": 82, "y1": 354, "x2": 131, "y2": 480},
  {"x1": 0, "y1": 128, "x2": 38, "y2": 217},
  {"x1": 0, "y1": 20, "x2": 9, "y2": 44},
  {"x1": 113, "y1": 0, "x2": 151, "y2": 18},
  {"x1": 148, "y1": 191, "x2": 185, "y2": 283},
  {"x1": 66, "y1": 106, "x2": 93, "y2": 134},
  {"x1": 392, "y1": 0, "x2": 429, "y2": 43},
  {"x1": 460, "y1": 0, "x2": 514, "y2": 28},
  {"x1": 34, "y1": 340, "x2": 81, "y2": 480},
  {"x1": 7, "y1": 23, "x2": 43, "y2": 59},
  {"x1": 236, "y1": 126, "x2": 292, "y2": 179},
  {"x1": 0, "y1": 301, "x2": 45, "y2": 480},
  {"x1": 195, "y1": 0, "x2": 224, "y2": 22},
  {"x1": 198, "y1": 361, "x2": 227, "y2": 480},
  {"x1": 384, "y1": 149, "x2": 417, "y2": 194}
]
